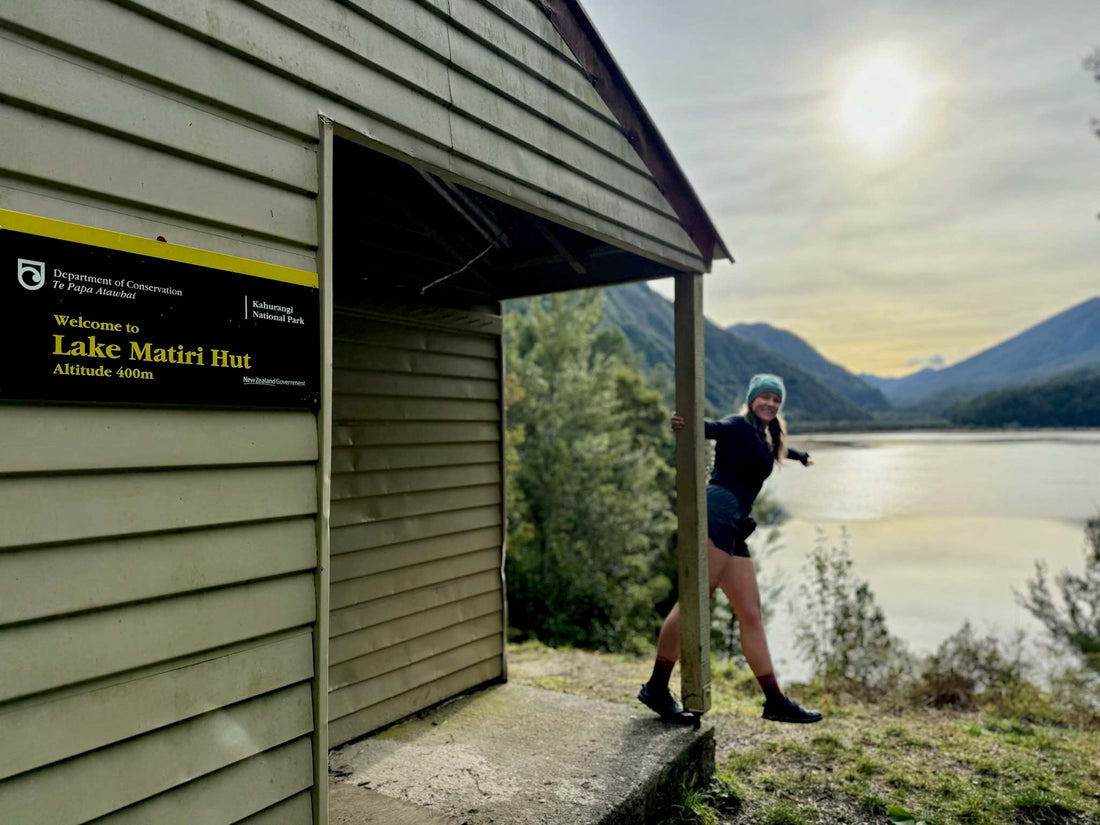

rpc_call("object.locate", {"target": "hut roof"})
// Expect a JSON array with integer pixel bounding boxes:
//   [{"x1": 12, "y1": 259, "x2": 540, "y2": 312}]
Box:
[{"x1": 541, "y1": 0, "x2": 732, "y2": 267}]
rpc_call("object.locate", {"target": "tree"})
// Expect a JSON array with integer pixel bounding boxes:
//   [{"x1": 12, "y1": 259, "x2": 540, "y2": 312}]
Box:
[
  {"x1": 504, "y1": 291, "x2": 676, "y2": 652},
  {"x1": 1018, "y1": 517, "x2": 1100, "y2": 674}
]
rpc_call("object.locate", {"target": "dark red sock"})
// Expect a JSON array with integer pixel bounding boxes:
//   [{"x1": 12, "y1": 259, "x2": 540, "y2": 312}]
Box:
[
  {"x1": 648, "y1": 656, "x2": 676, "y2": 693},
  {"x1": 756, "y1": 672, "x2": 784, "y2": 702}
]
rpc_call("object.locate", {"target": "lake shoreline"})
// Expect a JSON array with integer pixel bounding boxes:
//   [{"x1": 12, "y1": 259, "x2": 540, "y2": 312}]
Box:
[
  {"x1": 789, "y1": 420, "x2": 1100, "y2": 435},
  {"x1": 758, "y1": 430, "x2": 1100, "y2": 678}
]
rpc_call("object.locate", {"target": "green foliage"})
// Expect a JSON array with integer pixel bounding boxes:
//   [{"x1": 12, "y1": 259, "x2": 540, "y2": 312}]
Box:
[
  {"x1": 732, "y1": 322, "x2": 891, "y2": 411},
  {"x1": 1009, "y1": 789, "x2": 1081, "y2": 824},
  {"x1": 947, "y1": 368, "x2": 1100, "y2": 427},
  {"x1": 655, "y1": 774, "x2": 743, "y2": 825},
  {"x1": 659, "y1": 784, "x2": 718, "y2": 825},
  {"x1": 911, "y1": 621, "x2": 1030, "y2": 710},
  {"x1": 1018, "y1": 517, "x2": 1100, "y2": 673},
  {"x1": 759, "y1": 804, "x2": 809, "y2": 825},
  {"x1": 780, "y1": 520, "x2": 1100, "y2": 727},
  {"x1": 504, "y1": 291, "x2": 675, "y2": 652},
  {"x1": 600, "y1": 282, "x2": 875, "y2": 424},
  {"x1": 792, "y1": 527, "x2": 913, "y2": 695},
  {"x1": 886, "y1": 804, "x2": 927, "y2": 825},
  {"x1": 509, "y1": 643, "x2": 1100, "y2": 824},
  {"x1": 1042, "y1": 666, "x2": 1100, "y2": 729}
]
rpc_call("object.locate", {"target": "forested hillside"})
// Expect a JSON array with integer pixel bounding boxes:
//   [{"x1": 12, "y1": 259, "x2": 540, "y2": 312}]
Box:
[
  {"x1": 730, "y1": 322, "x2": 889, "y2": 411},
  {"x1": 864, "y1": 296, "x2": 1100, "y2": 408},
  {"x1": 599, "y1": 283, "x2": 874, "y2": 423},
  {"x1": 948, "y1": 368, "x2": 1100, "y2": 427},
  {"x1": 507, "y1": 286, "x2": 1100, "y2": 429}
]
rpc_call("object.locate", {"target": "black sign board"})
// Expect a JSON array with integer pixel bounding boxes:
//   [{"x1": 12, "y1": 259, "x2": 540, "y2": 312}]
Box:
[{"x1": 1, "y1": 211, "x2": 319, "y2": 409}]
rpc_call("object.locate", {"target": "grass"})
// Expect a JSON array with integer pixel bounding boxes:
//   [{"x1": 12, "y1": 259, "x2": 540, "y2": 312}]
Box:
[{"x1": 507, "y1": 642, "x2": 1100, "y2": 825}]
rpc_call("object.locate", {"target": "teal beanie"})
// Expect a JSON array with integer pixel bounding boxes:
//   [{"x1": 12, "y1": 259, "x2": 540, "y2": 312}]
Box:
[{"x1": 746, "y1": 373, "x2": 785, "y2": 406}]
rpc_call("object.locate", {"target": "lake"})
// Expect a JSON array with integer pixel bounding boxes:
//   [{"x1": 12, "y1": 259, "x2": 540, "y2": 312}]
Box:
[{"x1": 753, "y1": 430, "x2": 1100, "y2": 680}]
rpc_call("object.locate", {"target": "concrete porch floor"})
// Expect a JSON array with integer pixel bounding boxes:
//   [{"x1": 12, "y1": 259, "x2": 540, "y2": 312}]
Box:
[{"x1": 328, "y1": 682, "x2": 715, "y2": 825}]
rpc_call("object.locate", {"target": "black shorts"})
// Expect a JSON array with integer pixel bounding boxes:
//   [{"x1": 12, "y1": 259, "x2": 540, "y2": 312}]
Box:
[{"x1": 706, "y1": 484, "x2": 753, "y2": 558}]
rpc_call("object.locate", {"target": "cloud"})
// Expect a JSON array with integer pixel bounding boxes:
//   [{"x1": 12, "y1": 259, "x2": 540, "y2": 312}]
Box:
[
  {"x1": 583, "y1": 0, "x2": 1100, "y2": 375},
  {"x1": 907, "y1": 354, "x2": 947, "y2": 370}
]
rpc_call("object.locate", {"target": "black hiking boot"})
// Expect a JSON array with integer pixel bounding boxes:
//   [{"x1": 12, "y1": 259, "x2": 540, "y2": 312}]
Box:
[
  {"x1": 638, "y1": 683, "x2": 696, "y2": 724},
  {"x1": 762, "y1": 694, "x2": 823, "y2": 724}
]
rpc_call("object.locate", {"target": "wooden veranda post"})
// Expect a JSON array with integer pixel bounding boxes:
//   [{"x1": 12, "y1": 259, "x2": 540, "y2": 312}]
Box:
[
  {"x1": 674, "y1": 273, "x2": 711, "y2": 714},
  {"x1": 313, "y1": 116, "x2": 334, "y2": 825}
]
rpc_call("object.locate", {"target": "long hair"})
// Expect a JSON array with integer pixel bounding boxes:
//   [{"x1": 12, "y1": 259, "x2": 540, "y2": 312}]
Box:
[{"x1": 744, "y1": 407, "x2": 787, "y2": 461}]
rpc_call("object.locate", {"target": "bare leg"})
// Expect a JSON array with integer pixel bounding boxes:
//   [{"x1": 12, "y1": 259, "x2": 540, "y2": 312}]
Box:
[
  {"x1": 718, "y1": 556, "x2": 775, "y2": 679},
  {"x1": 655, "y1": 539, "x2": 733, "y2": 663},
  {"x1": 654, "y1": 551, "x2": 823, "y2": 723},
  {"x1": 721, "y1": 557, "x2": 823, "y2": 722}
]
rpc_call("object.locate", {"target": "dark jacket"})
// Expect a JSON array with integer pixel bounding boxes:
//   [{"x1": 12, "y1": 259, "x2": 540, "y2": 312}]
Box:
[{"x1": 704, "y1": 414, "x2": 808, "y2": 510}]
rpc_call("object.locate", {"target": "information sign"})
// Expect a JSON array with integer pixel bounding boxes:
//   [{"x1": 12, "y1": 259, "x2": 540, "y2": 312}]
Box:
[{"x1": 1, "y1": 210, "x2": 319, "y2": 408}]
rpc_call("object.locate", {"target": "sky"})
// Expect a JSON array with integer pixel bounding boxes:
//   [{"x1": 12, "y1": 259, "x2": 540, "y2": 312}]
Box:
[{"x1": 580, "y1": 0, "x2": 1100, "y2": 376}]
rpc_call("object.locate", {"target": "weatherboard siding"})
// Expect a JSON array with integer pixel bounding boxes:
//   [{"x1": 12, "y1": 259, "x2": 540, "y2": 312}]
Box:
[
  {"x1": 0, "y1": 0, "x2": 701, "y2": 820},
  {"x1": 0, "y1": 408, "x2": 319, "y2": 824},
  {"x1": 328, "y1": 311, "x2": 505, "y2": 745},
  {"x1": 0, "y1": 0, "x2": 702, "y2": 273}
]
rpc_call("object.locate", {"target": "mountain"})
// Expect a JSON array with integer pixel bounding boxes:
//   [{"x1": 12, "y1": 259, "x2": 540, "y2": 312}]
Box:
[
  {"x1": 862, "y1": 297, "x2": 1100, "y2": 409},
  {"x1": 859, "y1": 369, "x2": 934, "y2": 394},
  {"x1": 600, "y1": 283, "x2": 873, "y2": 423},
  {"x1": 730, "y1": 323, "x2": 890, "y2": 411},
  {"x1": 948, "y1": 367, "x2": 1100, "y2": 427}
]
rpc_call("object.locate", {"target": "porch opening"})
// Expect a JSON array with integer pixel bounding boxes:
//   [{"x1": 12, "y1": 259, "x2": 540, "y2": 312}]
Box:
[{"x1": 326, "y1": 135, "x2": 708, "y2": 749}]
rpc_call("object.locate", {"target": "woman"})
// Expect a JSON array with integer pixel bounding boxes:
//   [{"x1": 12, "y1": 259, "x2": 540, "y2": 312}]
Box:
[{"x1": 638, "y1": 373, "x2": 822, "y2": 724}]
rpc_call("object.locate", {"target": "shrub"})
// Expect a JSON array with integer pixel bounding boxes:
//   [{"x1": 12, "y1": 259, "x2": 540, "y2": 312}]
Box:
[
  {"x1": 1018, "y1": 516, "x2": 1100, "y2": 674},
  {"x1": 791, "y1": 528, "x2": 912, "y2": 696},
  {"x1": 1043, "y1": 666, "x2": 1100, "y2": 729},
  {"x1": 911, "y1": 621, "x2": 1030, "y2": 710}
]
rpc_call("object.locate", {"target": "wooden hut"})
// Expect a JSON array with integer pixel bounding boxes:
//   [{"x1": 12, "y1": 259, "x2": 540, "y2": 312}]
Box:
[{"x1": 0, "y1": 1, "x2": 730, "y2": 823}]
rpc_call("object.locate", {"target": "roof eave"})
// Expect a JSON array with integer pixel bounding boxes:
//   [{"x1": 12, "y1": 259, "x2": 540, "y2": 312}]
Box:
[{"x1": 540, "y1": 0, "x2": 734, "y2": 268}]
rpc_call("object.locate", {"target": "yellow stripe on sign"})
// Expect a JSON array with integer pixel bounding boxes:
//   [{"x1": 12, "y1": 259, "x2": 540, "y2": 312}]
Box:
[{"x1": 0, "y1": 208, "x2": 318, "y2": 288}]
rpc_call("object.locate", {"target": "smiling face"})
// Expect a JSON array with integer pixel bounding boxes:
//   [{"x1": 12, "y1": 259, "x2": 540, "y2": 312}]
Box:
[{"x1": 750, "y1": 391, "x2": 782, "y2": 423}]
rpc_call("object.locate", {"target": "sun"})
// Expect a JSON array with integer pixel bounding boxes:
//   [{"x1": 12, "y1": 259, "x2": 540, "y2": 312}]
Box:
[{"x1": 839, "y1": 50, "x2": 925, "y2": 152}]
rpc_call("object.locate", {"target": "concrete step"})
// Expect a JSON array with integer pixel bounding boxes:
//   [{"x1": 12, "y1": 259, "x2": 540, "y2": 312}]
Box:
[{"x1": 329, "y1": 682, "x2": 714, "y2": 825}]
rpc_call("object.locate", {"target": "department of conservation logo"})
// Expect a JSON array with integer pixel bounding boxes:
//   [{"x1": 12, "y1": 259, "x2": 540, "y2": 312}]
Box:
[{"x1": 17, "y1": 258, "x2": 46, "y2": 291}]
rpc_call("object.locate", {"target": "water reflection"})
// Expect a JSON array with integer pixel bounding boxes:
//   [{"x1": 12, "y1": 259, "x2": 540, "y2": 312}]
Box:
[
  {"x1": 758, "y1": 430, "x2": 1100, "y2": 679},
  {"x1": 772, "y1": 432, "x2": 1100, "y2": 522}
]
